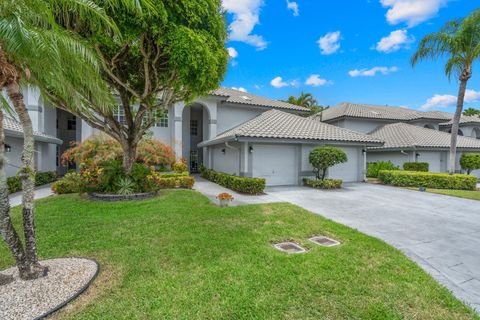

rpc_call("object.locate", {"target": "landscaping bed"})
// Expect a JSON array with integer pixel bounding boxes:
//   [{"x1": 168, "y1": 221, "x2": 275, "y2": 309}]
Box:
[
  {"x1": 0, "y1": 191, "x2": 477, "y2": 319},
  {"x1": 200, "y1": 167, "x2": 265, "y2": 194},
  {"x1": 378, "y1": 170, "x2": 477, "y2": 190},
  {"x1": 303, "y1": 177, "x2": 342, "y2": 189}
]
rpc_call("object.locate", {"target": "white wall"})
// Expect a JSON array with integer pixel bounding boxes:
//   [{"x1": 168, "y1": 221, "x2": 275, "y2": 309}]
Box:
[
  {"x1": 368, "y1": 150, "x2": 451, "y2": 173},
  {"x1": 211, "y1": 144, "x2": 240, "y2": 175},
  {"x1": 216, "y1": 103, "x2": 266, "y2": 134},
  {"x1": 301, "y1": 144, "x2": 363, "y2": 182}
]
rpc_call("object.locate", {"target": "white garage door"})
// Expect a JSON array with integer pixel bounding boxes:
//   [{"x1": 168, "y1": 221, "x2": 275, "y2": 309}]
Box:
[
  {"x1": 417, "y1": 152, "x2": 441, "y2": 172},
  {"x1": 252, "y1": 145, "x2": 297, "y2": 186},
  {"x1": 328, "y1": 147, "x2": 359, "y2": 182}
]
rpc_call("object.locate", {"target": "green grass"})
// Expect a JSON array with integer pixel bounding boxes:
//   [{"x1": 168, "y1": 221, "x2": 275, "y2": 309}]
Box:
[
  {"x1": 422, "y1": 188, "x2": 480, "y2": 201},
  {"x1": 1, "y1": 191, "x2": 477, "y2": 319}
]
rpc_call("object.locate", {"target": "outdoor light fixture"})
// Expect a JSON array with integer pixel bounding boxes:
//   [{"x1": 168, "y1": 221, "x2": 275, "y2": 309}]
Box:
[
  {"x1": 221, "y1": 148, "x2": 226, "y2": 155},
  {"x1": 4, "y1": 144, "x2": 11, "y2": 153},
  {"x1": 249, "y1": 146, "x2": 254, "y2": 153},
  {"x1": 361, "y1": 149, "x2": 366, "y2": 154},
  {"x1": 416, "y1": 153, "x2": 420, "y2": 158}
]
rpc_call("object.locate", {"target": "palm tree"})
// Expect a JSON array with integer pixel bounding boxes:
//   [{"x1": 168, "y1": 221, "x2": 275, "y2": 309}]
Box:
[
  {"x1": 0, "y1": 0, "x2": 116, "y2": 279},
  {"x1": 463, "y1": 107, "x2": 480, "y2": 117},
  {"x1": 412, "y1": 9, "x2": 480, "y2": 174},
  {"x1": 285, "y1": 92, "x2": 327, "y2": 115}
]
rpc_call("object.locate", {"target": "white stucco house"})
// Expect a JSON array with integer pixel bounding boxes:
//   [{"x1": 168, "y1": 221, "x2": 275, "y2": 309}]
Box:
[{"x1": 4, "y1": 87, "x2": 480, "y2": 185}]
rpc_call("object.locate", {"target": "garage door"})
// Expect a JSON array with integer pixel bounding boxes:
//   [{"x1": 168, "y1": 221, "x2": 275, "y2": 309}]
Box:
[
  {"x1": 252, "y1": 145, "x2": 297, "y2": 186},
  {"x1": 328, "y1": 147, "x2": 359, "y2": 182},
  {"x1": 417, "y1": 152, "x2": 441, "y2": 172}
]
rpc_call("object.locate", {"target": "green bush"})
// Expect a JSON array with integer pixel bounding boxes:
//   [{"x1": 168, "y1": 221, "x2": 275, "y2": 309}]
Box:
[
  {"x1": 7, "y1": 171, "x2": 58, "y2": 194},
  {"x1": 52, "y1": 172, "x2": 81, "y2": 194},
  {"x1": 200, "y1": 168, "x2": 265, "y2": 194},
  {"x1": 7, "y1": 176, "x2": 22, "y2": 193},
  {"x1": 460, "y1": 153, "x2": 480, "y2": 175},
  {"x1": 303, "y1": 178, "x2": 342, "y2": 189},
  {"x1": 367, "y1": 161, "x2": 399, "y2": 178},
  {"x1": 378, "y1": 170, "x2": 477, "y2": 190},
  {"x1": 403, "y1": 162, "x2": 429, "y2": 172},
  {"x1": 309, "y1": 146, "x2": 347, "y2": 180},
  {"x1": 160, "y1": 172, "x2": 189, "y2": 178}
]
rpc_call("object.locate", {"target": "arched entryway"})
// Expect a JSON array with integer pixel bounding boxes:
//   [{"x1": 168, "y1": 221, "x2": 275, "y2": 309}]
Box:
[
  {"x1": 182, "y1": 103, "x2": 211, "y2": 173},
  {"x1": 448, "y1": 128, "x2": 464, "y2": 136},
  {"x1": 472, "y1": 127, "x2": 480, "y2": 139}
]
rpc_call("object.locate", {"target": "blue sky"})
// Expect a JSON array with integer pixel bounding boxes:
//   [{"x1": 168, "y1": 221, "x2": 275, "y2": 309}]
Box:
[{"x1": 221, "y1": 0, "x2": 479, "y2": 112}]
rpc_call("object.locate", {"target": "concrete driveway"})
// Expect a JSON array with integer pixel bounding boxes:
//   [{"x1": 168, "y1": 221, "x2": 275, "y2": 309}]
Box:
[{"x1": 267, "y1": 183, "x2": 480, "y2": 311}]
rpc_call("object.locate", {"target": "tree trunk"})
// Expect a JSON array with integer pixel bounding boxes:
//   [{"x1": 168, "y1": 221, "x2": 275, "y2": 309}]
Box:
[
  {"x1": 449, "y1": 77, "x2": 469, "y2": 174},
  {"x1": 121, "y1": 140, "x2": 137, "y2": 174},
  {"x1": 0, "y1": 110, "x2": 36, "y2": 279},
  {"x1": 6, "y1": 81, "x2": 46, "y2": 278}
]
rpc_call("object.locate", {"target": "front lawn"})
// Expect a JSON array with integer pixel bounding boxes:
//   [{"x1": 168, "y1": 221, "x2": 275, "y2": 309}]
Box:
[
  {"x1": 0, "y1": 191, "x2": 477, "y2": 319},
  {"x1": 421, "y1": 188, "x2": 480, "y2": 201}
]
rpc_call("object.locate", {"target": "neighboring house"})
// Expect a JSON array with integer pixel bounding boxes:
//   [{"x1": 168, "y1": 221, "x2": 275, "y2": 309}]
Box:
[
  {"x1": 5, "y1": 87, "x2": 480, "y2": 185},
  {"x1": 313, "y1": 103, "x2": 480, "y2": 178}
]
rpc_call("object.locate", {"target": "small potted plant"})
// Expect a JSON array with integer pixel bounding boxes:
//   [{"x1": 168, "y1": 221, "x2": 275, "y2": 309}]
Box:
[{"x1": 217, "y1": 192, "x2": 234, "y2": 207}]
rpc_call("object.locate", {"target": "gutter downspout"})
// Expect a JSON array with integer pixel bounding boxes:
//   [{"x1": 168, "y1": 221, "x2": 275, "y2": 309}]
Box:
[{"x1": 363, "y1": 146, "x2": 367, "y2": 182}]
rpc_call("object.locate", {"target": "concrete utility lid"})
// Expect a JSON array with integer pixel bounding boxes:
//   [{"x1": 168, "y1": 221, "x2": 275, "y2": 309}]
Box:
[
  {"x1": 273, "y1": 242, "x2": 307, "y2": 254},
  {"x1": 309, "y1": 236, "x2": 340, "y2": 247}
]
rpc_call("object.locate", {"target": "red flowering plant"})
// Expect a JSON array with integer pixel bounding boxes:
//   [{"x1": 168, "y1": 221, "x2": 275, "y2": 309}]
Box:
[{"x1": 216, "y1": 192, "x2": 234, "y2": 201}]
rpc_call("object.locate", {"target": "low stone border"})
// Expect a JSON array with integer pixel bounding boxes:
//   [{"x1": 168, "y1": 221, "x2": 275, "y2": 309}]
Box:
[
  {"x1": 0, "y1": 257, "x2": 99, "y2": 320},
  {"x1": 89, "y1": 191, "x2": 158, "y2": 202}
]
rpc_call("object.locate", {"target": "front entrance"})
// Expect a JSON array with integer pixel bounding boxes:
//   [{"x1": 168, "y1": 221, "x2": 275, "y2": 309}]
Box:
[{"x1": 182, "y1": 103, "x2": 210, "y2": 173}]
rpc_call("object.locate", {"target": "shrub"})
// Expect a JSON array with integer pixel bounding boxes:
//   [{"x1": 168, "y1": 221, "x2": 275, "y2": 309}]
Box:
[
  {"x1": 403, "y1": 162, "x2": 429, "y2": 172},
  {"x1": 460, "y1": 153, "x2": 480, "y2": 175},
  {"x1": 160, "y1": 172, "x2": 189, "y2": 178},
  {"x1": 303, "y1": 178, "x2": 342, "y2": 189},
  {"x1": 378, "y1": 170, "x2": 477, "y2": 190},
  {"x1": 8, "y1": 171, "x2": 58, "y2": 194},
  {"x1": 35, "y1": 171, "x2": 57, "y2": 186},
  {"x1": 172, "y1": 158, "x2": 187, "y2": 173},
  {"x1": 62, "y1": 133, "x2": 175, "y2": 169},
  {"x1": 52, "y1": 172, "x2": 81, "y2": 194},
  {"x1": 309, "y1": 146, "x2": 347, "y2": 180},
  {"x1": 367, "y1": 161, "x2": 399, "y2": 178},
  {"x1": 145, "y1": 171, "x2": 195, "y2": 191},
  {"x1": 200, "y1": 168, "x2": 265, "y2": 194}
]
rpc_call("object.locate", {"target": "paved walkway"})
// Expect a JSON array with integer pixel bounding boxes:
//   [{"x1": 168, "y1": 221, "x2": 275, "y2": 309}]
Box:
[
  {"x1": 9, "y1": 184, "x2": 54, "y2": 207},
  {"x1": 194, "y1": 178, "x2": 480, "y2": 311}
]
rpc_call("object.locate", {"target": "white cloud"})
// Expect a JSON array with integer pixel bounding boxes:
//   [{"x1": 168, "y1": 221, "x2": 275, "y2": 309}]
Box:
[
  {"x1": 270, "y1": 76, "x2": 289, "y2": 88},
  {"x1": 231, "y1": 86, "x2": 247, "y2": 92},
  {"x1": 286, "y1": 0, "x2": 299, "y2": 16},
  {"x1": 222, "y1": 0, "x2": 267, "y2": 50},
  {"x1": 305, "y1": 74, "x2": 329, "y2": 86},
  {"x1": 380, "y1": 0, "x2": 447, "y2": 27},
  {"x1": 254, "y1": 84, "x2": 263, "y2": 90},
  {"x1": 420, "y1": 89, "x2": 480, "y2": 110},
  {"x1": 317, "y1": 31, "x2": 341, "y2": 55},
  {"x1": 349, "y1": 66, "x2": 399, "y2": 77},
  {"x1": 227, "y1": 47, "x2": 238, "y2": 59},
  {"x1": 376, "y1": 29, "x2": 414, "y2": 53}
]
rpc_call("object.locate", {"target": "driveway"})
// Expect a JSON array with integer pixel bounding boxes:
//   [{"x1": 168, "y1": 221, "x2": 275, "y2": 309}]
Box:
[{"x1": 266, "y1": 183, "x2": 480, "y2": 311}]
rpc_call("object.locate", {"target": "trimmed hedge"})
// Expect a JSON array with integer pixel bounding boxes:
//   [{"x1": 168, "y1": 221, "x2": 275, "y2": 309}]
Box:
[
  {"x1": 52, "y1": 172, "x2": 81, "y2": 194},
  {"x1": 303, "y1": 178, "x2": 342, "y2": 189},
  {"x1": 201, "y1": 168, "x2": 265, "y2": 194},
  {"x1": 159, "y1": 172, "x2": 190, "y2": 178},
  {"x1": 378, "y1": 170, "x2": 477, "y2": 190},
  {"x1": 156, "y1": 176, "x2": 195, "y2": 189},
  {"x1": 403, "y1": 162, "x2": 429, "y2": 172},
  {"x1": 367, "y1": 161, "x2": 399, "y2": 178},
  {"x1": 8, "y1": 171, "x2": 58, "y2": 194}
]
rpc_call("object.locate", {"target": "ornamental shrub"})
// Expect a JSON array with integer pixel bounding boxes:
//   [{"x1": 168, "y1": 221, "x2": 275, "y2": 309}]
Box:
[
  {"x1": 378, "y1": 170, "x2": 477, "y2": 190},
  {"x1": 52, "y1": 172, "x2": 81, "y2": 194},
  {"x1": 145, "y1": 171, "x2": 195, "y2": 190},
  {"x1": 62, "y1": 133, "x2": 175, "y2": 169},
  {"x1": 8, "y1": 171, "x2": 58, "y2": 194},
  {"x1": 460, "y1": 153, "x2": 480, "y2": 175},
  {"x1": 403, "y1": 162, "x2": 429, "y2": 172},
  {"x1": 309, "y1": 146, "x2": 347, "y2": 180},
  {"x1": 200, "y1": 168, "x2": 265, "y2": 194},
  {"x1": 303, "y1": 178, "x2": 342, "y2": 189},
  {"x1": 367, "y1": 161, "x2": 399, "y2": 178}
]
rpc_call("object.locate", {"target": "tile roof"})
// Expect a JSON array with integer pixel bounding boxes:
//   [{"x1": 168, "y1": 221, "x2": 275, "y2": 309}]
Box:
[
  {"x1": 368, "y1": 123, "x2": 480, "y2": 150},
  {"x1": 313, "y1": 102, "x2": 452, "y2": 122},
  {"x1": 4, "y1": 117, "x2": 62, "y2": 144},
  {"x1": 209, "y1": 87, "x2": 310, "y2": 112},
  {"x1": 199, "y1": 109, "x2": 383, "y2": 147},
  {"x1": 440, "y1": 115, "x2": 480, "y2": 126}
]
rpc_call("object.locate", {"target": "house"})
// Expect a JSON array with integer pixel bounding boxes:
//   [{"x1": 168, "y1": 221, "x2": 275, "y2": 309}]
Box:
[
  {"x1": 312, "y1": 103, "x2": 480, "y2": 177},
  {"x1": 4, "y1": 87, "x2": 480, "y2": 185}
]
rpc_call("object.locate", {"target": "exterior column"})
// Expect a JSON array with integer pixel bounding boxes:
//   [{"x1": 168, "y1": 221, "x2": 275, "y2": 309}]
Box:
[
  {"x1": 173, "y1": 102, "x2": 184, "y2": 161},
  {"x1": 363, "y1": 147, "x2": 367, "y2": 182}
]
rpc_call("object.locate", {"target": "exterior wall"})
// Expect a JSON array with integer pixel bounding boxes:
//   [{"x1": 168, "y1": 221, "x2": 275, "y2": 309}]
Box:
[
  {"x1": 301, "y1": 144, "x2": 364, "y2": 182},
  {"x1": 4, "y1": 137, "x2": 55, "y2": 177},
  {"x1": 5, "y1": 137, "x2": 24, "y2": 177},
  {"x1": 368, "y1": 150, "x2": 451, "y2": 173},
  {"x1": 333, "y1": 119, "x2": 389, "y2": 134},
  {"x1": 216, "y1": 103, "x2": 267, "y2": 134},
  {"x1": 210, "y1": 143, "x2": 240, "y2": 175}
]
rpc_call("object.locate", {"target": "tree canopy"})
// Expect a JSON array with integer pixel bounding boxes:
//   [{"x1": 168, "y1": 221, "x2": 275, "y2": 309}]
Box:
[
  {"x1": 285, "y1": 92, "x2": 328, "y2": 115},
  {"x1": 463, "y1": 108, "x2": 480, "y2": 117},
  {"x1": 309, "y1": 146, "x2": 347, "y2": 180}
]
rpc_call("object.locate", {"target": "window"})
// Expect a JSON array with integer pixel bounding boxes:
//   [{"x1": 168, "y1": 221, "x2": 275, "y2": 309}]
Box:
[
  {"x1": 67, "y1": 116, "x2": 76, "y2": 130},
  {"x1": 190, "y1": 120, "x2": 198, "y2": 136},
  {"x1": 156, "y1": 110, "x2": 168, "y2": 127},
  {"x1": 113, "y1": 106, "x2": 126, "y2": 125}
]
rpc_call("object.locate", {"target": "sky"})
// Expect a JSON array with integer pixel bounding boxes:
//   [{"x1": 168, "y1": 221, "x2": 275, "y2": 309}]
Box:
[{"x1": 221, "y1": 0, "x2": 479, "y2": 112}]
